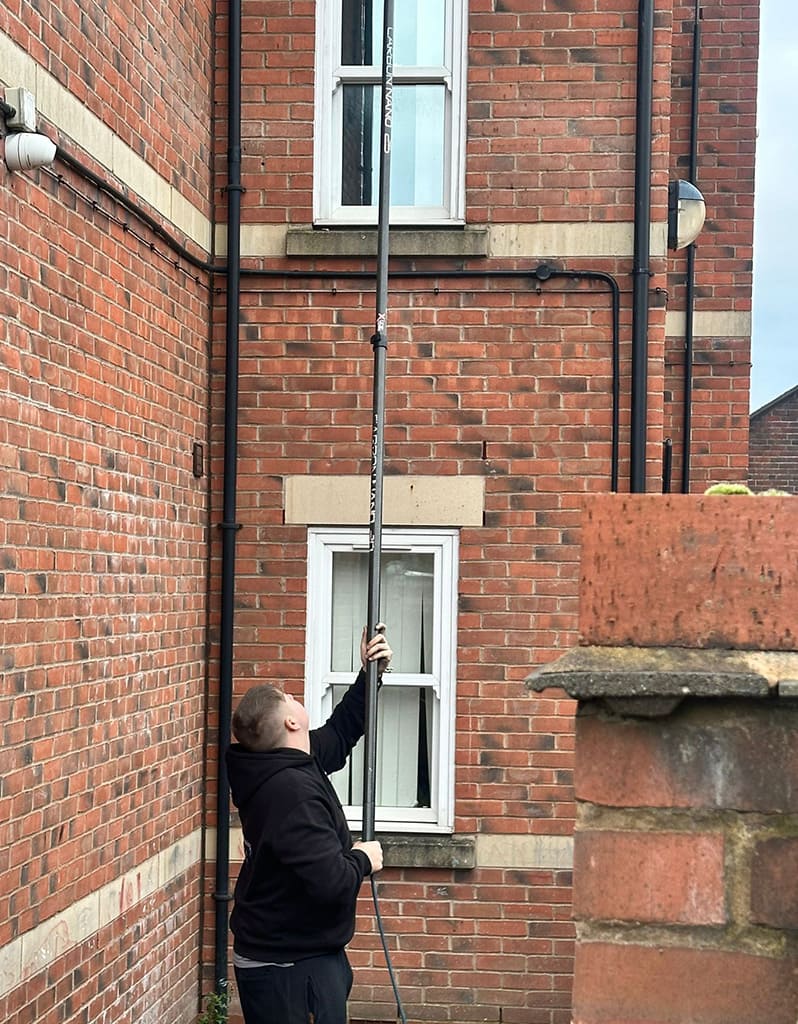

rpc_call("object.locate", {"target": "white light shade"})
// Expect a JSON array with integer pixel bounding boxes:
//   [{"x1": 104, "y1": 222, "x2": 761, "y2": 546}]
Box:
[
  {"x1": 4, "y1": 132, "x2": 57, "y2": 172},
  {"x1": 668, "y1": 179, "x2": 706, "y2": 250}
]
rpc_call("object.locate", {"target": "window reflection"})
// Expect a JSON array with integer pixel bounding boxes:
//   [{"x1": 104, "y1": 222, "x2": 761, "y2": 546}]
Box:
[
  {"x1": 341, "y1": 85, "x2": 445, "y2": 207},
  {"x1": 341, "y1": 1, "x2": 445, "y2": 66}
]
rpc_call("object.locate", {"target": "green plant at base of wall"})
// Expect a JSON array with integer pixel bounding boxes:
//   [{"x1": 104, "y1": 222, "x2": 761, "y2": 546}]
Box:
[{"x1": 197, "y1": 991, "x2": 229, "y2": 1024}]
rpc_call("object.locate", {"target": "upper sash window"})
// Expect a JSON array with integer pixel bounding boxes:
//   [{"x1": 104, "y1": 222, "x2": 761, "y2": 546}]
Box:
[{"x1": 314, "y1": 0, "x2": 468, "y2": 225}]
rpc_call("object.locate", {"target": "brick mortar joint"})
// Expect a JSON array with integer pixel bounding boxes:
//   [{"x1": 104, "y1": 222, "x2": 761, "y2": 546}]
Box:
[
  {"x1": 576, "y1": 803, "x2": 798, "y2": 834},
  {"x1": 575, "y1": 809, "x2": 798, "y2": 943},
  {"x1": 574, "y1": 921, "x2": 795, "y2": 960}
]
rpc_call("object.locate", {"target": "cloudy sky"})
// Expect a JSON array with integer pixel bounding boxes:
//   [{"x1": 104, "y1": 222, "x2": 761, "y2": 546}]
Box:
[{"x1": 750, "y1": 0, "x2": 798, "y2": 410}]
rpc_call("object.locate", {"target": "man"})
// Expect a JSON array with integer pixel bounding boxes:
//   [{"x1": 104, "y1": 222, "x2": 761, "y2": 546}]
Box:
[{"x1": 226, "y1": 626, "x2": 392, "y2": 1024}]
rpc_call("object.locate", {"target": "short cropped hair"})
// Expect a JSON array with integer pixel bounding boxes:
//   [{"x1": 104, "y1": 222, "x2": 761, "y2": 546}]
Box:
[{"x1": 232, "y1": 685, "x2": 287, "y2": 752}]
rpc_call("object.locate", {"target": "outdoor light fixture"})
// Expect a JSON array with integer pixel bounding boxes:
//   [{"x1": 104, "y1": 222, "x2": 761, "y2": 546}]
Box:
[
  {"x1": 2, "y1": 87, "x2": 56, "y2": 173},
  {"x1": 668, "y1": 178, "x2": 706, "y2": 249},
  {"x1": 3, "y1": 132, "x2": 57, "y2": 172}
]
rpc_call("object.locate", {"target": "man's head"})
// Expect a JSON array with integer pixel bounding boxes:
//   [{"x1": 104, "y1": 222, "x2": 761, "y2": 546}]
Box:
[{"x1": 232, "y1": 685, "x2": 310, "y2": 752}]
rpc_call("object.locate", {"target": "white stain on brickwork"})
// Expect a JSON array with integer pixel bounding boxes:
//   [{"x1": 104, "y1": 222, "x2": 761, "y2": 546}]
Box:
[{"x1": 0, "y1": 830, "x2": 201, "y2": 999}]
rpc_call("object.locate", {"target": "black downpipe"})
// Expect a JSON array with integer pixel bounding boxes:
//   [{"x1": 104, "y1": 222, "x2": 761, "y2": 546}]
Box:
[
  {"x1": 630, "y1": 0, "x2": 655, "y2": 492},
  {"x1": 214, "y1": 0, "x2": 243, "y2": 1004},
  {"x1": 662, "y1": 437, "x2": 673, "y2": 493},
  {"x1": 682, "y1": 2, "x2": 702, "y2": 493}
]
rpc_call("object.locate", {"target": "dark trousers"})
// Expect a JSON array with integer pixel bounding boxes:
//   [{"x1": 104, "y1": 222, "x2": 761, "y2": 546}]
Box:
[{"x1": 235, "y1": 950, "x2": 353, "y2": 1024}]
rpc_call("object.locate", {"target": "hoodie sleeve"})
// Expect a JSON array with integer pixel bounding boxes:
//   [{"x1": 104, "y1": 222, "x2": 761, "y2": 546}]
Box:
[
  {"x1": 310, "y1": 669, "x2": 368, "y2": 774},
  {"x1": 271, "y1": 793, "x2": 371, "y2": 905}
]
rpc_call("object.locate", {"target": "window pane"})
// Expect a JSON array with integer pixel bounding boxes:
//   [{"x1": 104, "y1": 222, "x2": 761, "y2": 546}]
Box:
[
  {"x1": 341, "y1": 85, "x2": 445, "y2": 208},
  {"x1": 341, "y1": 86, "x2": 375, "y2": 205},
  {"x1": 330, "y1": 684, "x2": 433, "y2": 808},
  {"x1": 340, "y1": 0, "x2": 376, "y2": 66},
  {"x1": 394, "y1": 0, "x2": 445, "y2": 66},
  {"x1": 331, "y1": 549, "x2": 435, "y2": 673},
  {"x1": 341, "y1": 1, "x2": 445, "y2": 67},
  {"x1": 393, "y1": 86, "x2": 445, "y2": 206},
  {"x1": 306, "y1": 526, "x2": 458, "y2": 831}
]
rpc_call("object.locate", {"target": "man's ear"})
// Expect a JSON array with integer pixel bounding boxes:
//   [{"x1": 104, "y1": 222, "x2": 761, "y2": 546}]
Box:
[{"x1": 284, "y1": 712, "x2": 302, "y2": 733}]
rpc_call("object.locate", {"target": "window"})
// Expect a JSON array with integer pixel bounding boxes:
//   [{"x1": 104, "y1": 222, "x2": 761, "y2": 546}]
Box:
[
  {"x1": 305, "y1": 527, "x2": 458, "y2": 832},
  {"x1": 313, "y1": 0, "x2": 468, "y2": 225}
]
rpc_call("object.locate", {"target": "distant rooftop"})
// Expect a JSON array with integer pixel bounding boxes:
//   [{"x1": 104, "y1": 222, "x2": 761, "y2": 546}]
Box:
[{"x1": 750, "y1": 384, "x2": 798, "y2": 420}]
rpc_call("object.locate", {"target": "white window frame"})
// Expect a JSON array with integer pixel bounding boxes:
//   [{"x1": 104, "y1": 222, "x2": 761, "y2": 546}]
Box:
[
  {"x1": 313, "y1": 0, "x2": 468, "y2": 226},
  {"x1": 305, "y1": 527, "x2": 458, "y2": 833}
]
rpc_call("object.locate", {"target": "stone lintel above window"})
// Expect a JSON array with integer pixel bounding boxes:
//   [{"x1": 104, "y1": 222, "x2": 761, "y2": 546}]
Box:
[{"x1": 285, "y1": 475, "x2": 485, "y2": 528}]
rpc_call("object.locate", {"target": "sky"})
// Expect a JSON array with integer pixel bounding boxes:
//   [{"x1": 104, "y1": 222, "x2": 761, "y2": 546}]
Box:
[{"x1": 750, "y1": 0, "x2": 798, "y2": 411}]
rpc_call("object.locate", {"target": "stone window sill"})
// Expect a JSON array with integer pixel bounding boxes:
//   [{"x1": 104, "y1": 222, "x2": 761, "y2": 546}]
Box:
[
  {"x1": 285, "y1": 227, "x2": 488, "y2": 260},
  {"x1": 371, "y1": 833, "x2": 476, "y2": 870}
]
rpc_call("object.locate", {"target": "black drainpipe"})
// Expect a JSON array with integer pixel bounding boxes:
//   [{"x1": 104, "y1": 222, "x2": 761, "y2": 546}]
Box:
[
  {"x1": 214, "y1": 0, "x2": 243, "y2": 1003},
  {"x1": 681, "y1": 1, "x2": 702, "y2": 493},
  {"x1": 630, "y1": 0, "x2": 655, "y2": 492},
  {"x1": 662, "y1": 436, "x2": 673, "y2": 492}
]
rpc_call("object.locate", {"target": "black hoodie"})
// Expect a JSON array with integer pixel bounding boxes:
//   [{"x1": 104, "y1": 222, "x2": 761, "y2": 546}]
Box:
[{"x1": 226, "y1": 670, "x2": 373, "y2": 962}]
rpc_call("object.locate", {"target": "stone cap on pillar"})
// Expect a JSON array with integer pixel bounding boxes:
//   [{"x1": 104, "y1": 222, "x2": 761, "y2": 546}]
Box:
[{"x1": 527, "y1": 646, "x2": 798, "y2": 717}]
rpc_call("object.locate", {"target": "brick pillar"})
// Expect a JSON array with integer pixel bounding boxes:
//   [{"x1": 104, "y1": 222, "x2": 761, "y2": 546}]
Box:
[{"x1": 529, "y1": 495, "x2": 798, "y2": 1024}]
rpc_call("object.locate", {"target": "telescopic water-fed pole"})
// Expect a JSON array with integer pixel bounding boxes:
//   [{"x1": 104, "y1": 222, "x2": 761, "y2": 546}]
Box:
[
  {"x1": 362, "y1": 0, "x2": 394, "y2": 846},
  {"x1": 362, "y1": 14, "x2": 409, "y2": 1015},
  {"x1": 361, "y1": 11, "x2": 409, "y2": 1020}
]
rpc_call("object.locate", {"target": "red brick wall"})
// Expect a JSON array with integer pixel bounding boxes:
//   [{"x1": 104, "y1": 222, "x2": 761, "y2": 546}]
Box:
[
  {"x1": 1, "y1": 1, "x2": 214, "y2": 1021},
  {"x1": 1, "y1": 0, "x2": 214, "y2": 215},
  {"x1": 1, "y1": 0, "x2": 761, "y2": 1021},
  {"x1": 572, "y1": 702, "x2": 798, "y2": 1024},
  {"x1": 349, "y1": 868, "x2": 576, "y2": 1024},
  {"x1": 234, "y1": 1, "x2": 315, "y2": 222},
  {"x1": 667, "y1": 337, "x2": 751, "y2": 487},
  {"x1": 466, "y1": 2, "x2": 663, "y2": 228},
  {"x1": 749, "y1": 388, "x2": 798, "y2": 493},
  {"x1": 0, "y1": 866, "x2": 203, "y2": 1024}
]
